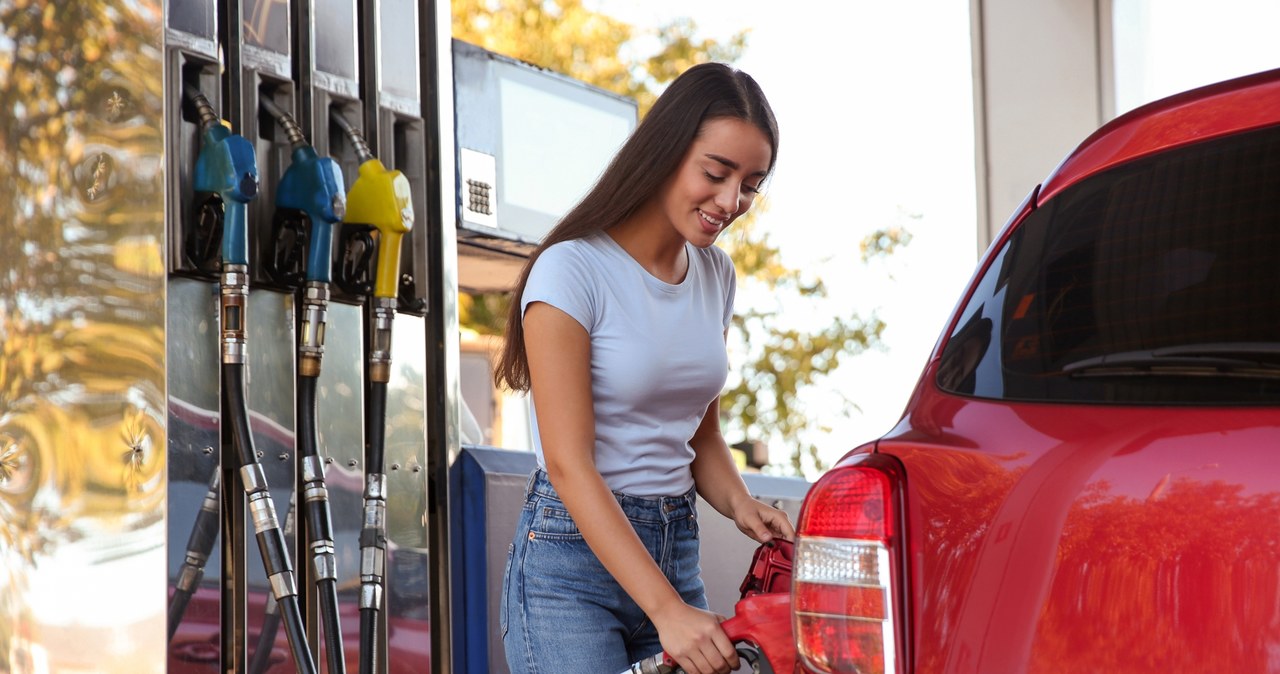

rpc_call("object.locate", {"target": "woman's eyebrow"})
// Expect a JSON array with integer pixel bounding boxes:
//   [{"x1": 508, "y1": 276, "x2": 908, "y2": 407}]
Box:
[{"x1": 705, "y1": 153, "x2": 768, "y2": 177}]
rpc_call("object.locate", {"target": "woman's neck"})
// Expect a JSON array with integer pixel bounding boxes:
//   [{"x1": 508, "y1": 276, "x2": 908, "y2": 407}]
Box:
[{"x1": 606, "y1": 212, "x2": 689, "y2": 284}]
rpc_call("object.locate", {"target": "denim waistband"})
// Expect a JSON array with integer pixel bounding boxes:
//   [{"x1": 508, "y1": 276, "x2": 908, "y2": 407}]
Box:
[{"x1": 526, "y1": 469, "x2": 697, "y2": 524}]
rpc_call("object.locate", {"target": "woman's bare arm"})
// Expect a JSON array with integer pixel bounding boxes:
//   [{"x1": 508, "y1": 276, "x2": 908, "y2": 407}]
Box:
[{"x1": 688, "y1": 396, "x2": 795, "y2": 544}]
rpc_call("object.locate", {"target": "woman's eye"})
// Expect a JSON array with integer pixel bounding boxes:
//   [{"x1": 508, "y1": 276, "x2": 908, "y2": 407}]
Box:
[
  {"x1": 703, "y1": 170, "x2": 726, "y2": 183},
  {"x1": 742, "y1": 183, "x2": 762, "y2": 195}
]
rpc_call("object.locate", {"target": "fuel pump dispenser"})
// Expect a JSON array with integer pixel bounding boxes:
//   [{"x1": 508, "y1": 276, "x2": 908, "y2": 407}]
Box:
[
  {"x1": 0, "y1": 1, "x2": 735, "y2": 672},
  {"x1": 257, "y1": 95, "x2": 350, "y2": 674},
  {"x1": 332, "y1": 114, "x2": 415, "y2": 674},
  {"x1": 165, "y1": 3, "x2": 229, "y2": 666},
  {"x1": 187, "y1": 85, "x2": 319, "y2": 674}
]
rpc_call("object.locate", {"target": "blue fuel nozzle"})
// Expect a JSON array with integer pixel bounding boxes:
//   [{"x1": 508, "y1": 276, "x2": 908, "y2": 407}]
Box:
[
  {"x1": 192, "y1": 121, "x2": 259, "y2": 267},
  {"x1": 258, "y1": 96, "x2": 347, "y2": 284},
  {"x1": 276, "y1": 145, "x2": 346, "y2": 284}
]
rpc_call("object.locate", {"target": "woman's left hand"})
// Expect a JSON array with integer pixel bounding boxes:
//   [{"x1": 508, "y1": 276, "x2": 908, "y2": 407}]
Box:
[{"x1": 730, "y1": 496, "x2": 795, "y2": 545}]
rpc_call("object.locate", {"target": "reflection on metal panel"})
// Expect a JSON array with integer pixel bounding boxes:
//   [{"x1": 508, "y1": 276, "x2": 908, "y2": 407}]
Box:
[
  {"x1": 379, "y1": 0, "x2": 420, "y2": 104},
  {"x1": 243, "y1": 0, "x2": 290, "y2": 55},
  {"x1": 317, "y1": 300, "x2": 365, "y2": 668},
  {"x1": 386, "y1": 315, "x2": 431, "y2": 670},
  {"x1": 167, "y1": 279, "x2": 224, "y2": 673},
  {"x1": 243, "y1": 290, "x2": 298, "y2": 673},
  {"x1": 0, "y1": 0, "x2": 168, "y2": 671},
  {"x1": 168, "y1": 0, "x2": 217, "y2": 42},
  {"x1": 315, "y1": 0, "x2": 358, "y2": 81}
]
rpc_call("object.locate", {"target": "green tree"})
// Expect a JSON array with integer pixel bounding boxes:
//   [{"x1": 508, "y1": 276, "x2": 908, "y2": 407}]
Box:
[{"x1": 454, "y1": 0, "x2": 903, "y2": 475}]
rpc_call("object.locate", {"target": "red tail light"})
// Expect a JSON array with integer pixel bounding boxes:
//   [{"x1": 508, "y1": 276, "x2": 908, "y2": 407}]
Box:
[{"x1": 794, "y1": 457, "x2": 905, "y2": 674}]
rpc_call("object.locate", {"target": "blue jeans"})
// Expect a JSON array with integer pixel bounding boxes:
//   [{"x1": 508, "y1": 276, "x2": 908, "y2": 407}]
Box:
[{"x1": 502, "y1": 469, "x2": 708, "y2": 674}]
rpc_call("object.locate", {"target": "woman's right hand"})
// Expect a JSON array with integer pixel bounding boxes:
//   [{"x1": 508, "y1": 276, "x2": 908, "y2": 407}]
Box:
[{"x1": 652, "y1": 601, "x2": 739, "y2": 674}]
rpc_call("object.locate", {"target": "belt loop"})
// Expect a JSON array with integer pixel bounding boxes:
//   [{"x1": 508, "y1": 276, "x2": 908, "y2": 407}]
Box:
[{"x1": 526, "y1": 469, "x2": 538, "y2": 496}]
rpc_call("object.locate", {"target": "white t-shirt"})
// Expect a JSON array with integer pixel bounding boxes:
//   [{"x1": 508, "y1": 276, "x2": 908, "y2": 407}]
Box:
[{"x1": 521, "y1": 231, "x2": 736, "y2": 496}]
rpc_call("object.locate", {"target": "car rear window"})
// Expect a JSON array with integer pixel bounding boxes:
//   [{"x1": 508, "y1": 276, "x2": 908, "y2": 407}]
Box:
[{"x1": 938, "y1": 123, "x2": 1280, "y2": 405}]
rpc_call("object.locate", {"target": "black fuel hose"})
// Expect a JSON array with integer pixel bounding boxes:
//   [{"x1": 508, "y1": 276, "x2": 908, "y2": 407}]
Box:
[
  {"x1": 247, "y1": 595, "x2": 283, "y2": 674},
  {"x1": 225, "y1": 362, "x2": 318, "y2": 674},
  {"x1": 358, "y1": 375, "x2": 389, "y2": 674},
  {"x1": 167, "y1": 469, "x2": 221, "y2": 641},
  {"x1": 297, "y1": 372, "x2": 347, "y2": 674}
]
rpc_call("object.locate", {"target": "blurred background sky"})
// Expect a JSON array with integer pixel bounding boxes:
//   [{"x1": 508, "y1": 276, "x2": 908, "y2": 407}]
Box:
[{"x1": 586, "y1": 0, "x2": 1280, "y2": 468}]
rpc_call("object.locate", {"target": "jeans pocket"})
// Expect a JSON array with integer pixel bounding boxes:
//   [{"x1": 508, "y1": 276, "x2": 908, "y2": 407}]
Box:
[
  {"x1": 529, "y1": 504, "x2": 584, "y2": 540},
  {"x1": 500, "y1": 542, "x2": 515, "y2": 639}
]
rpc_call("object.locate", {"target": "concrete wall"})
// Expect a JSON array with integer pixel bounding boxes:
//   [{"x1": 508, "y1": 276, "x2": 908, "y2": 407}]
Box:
[{"x1": 970, "y1": 0, "x2": 1114, "y2": 251}]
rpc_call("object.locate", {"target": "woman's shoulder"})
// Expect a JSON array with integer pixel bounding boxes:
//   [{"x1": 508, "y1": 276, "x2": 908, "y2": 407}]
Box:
[
  {"x1": 539, "y1": 234, "x2": 612, "y2": 265},
  {"x1": 530, "y1": 235, "x2": 614, "y2": 283}
]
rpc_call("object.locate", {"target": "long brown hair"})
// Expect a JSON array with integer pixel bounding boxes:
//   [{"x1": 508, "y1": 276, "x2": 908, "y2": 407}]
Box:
[{"x1": 494, "y1": 62, "x2": 779, "y2": 392}]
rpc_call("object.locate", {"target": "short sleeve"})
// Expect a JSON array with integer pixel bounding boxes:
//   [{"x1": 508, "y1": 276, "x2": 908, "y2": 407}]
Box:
[
  {"x1": 716, "y1": 246, "x2": 737, "y2": 330},
  {"x1": 521, "y1": 242, "x2": 597, "y2": 333}
]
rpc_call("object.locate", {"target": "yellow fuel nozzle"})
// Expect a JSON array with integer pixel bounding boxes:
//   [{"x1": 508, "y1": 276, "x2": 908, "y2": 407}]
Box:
[{"x1": 344, "y1": 157, "x2": 413, "y2": 300}]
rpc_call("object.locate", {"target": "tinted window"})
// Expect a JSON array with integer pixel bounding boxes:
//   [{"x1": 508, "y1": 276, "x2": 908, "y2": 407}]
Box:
[{"x1": 938, "y1": 123, "x2": 1280, "y2": 404}]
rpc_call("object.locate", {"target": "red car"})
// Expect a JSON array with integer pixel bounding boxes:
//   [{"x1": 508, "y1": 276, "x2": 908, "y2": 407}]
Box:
[{"x1": 791, "y1": 68, "x2": 1280, "y2": 673}]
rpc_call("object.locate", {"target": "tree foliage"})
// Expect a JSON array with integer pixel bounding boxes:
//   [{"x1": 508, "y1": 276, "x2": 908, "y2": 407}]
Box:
[
  {"x1": 452, "y1": 0, "x2": 746, "y2": 115},
  {"x1": 720, "y1": 215, "x2": 895, "y2": 475},
  {"x1": 453, "y1": 0, "x2": 903, "y2": 475}
]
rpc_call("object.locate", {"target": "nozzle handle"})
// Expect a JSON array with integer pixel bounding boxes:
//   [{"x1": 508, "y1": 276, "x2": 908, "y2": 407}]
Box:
[
  {"x1": 344, "y1": 159, "x2": 413, "y2": 299},
  {"x1": 275, "y1": 147, "x2": 346, "y2": 284},
  {"x1": 191, "y1": 117, "x2": 259, "y2": 267}
]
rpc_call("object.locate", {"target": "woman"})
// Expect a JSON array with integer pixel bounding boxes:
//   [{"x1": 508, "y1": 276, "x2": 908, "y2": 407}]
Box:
[{"x1": 496, "y1": 62, "x2": 794, "y2": 674}]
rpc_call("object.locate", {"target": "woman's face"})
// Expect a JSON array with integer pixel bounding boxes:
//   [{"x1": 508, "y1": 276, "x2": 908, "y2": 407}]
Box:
[{"x1": 657, "y1": 117, "x2": 773, "y2": 248}]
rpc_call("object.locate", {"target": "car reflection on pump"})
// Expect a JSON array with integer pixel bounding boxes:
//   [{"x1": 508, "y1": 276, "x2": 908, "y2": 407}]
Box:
[{"x1": 166, "y1": 401, "x2": 431, "y2": 673}]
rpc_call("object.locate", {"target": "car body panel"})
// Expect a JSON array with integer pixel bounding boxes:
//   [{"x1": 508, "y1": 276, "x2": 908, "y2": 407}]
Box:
[
  {"x1": 881, "y1": 391, "x2": 1280, "y2": 673},
  {"x1": 1040, "y1": 69, "x2": 1280, "y2": 206},
  {"x1": 803, "y1": 67, "x2": 1280, "y2": 673}
]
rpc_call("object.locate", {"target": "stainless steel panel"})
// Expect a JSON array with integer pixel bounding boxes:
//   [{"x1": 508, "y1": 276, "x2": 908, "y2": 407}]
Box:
[
  {"x1": 378, "y1": 0, "x2": 420, "y2": 112},
  {"x1": 316, "y1": 300, "x2": 365, "y2": 671},
  {"x1": 424, "y1": 4, "x2": 462, "y2": 670},
  {"x1": 167, "y1": 278, "x2": 224, "y2": 673},
  {"x1": 243, "y1": 0, "x2": 290, "y2": 56},
  {"x1": 478, "y1": 450, "x2": 537, "y2": 674},
  {"x1": 315, "y1": 0, "x2": 359, "y2": 82},
  {"x1": 168, "y1": 0, "x2": 217, "y2": 43},
  {"x1": 0, "y1": 1, "x2": 167, "y2": 671},
  {"x1": 243, "y1": 289, "x2": 298, "y2": 673},
  {"x1": 385, "y1": 315, "x2": 431, "y2": 671}
]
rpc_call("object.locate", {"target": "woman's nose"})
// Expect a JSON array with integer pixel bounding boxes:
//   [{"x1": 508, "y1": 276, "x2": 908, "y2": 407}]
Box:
[{"x1": 714, "y1": 185, "x2": 740, "y2": 216}]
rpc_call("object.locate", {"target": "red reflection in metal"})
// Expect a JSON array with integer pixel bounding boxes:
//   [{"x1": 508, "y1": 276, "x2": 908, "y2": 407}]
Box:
[{"x1": 167, "y1": 588, "x2": 430, "y2": 674}]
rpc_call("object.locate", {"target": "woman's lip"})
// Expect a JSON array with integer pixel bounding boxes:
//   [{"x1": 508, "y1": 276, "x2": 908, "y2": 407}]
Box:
[{"x1": 698, "y1": 209, "x2": 730, "y2": 227}]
